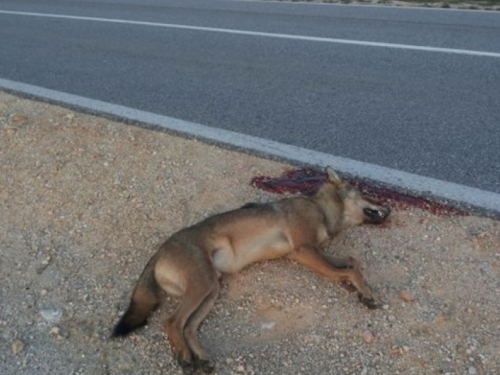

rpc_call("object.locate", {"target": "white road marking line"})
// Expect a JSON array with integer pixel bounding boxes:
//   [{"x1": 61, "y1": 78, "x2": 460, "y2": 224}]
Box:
[
  {"x1": 1, "y1": 9, "x2": 500, "y2": 58},
  {"x1": 1, "y1": 77, "x2": 499, "y2": 217}
]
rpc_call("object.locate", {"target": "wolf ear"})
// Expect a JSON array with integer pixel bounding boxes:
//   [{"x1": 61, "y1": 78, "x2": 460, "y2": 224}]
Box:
[{"x1": 325, "y1": 167, "x2": 342, "y2": 184}]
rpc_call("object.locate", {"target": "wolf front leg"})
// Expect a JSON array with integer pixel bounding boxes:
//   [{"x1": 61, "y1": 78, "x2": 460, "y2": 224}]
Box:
[{"x1": 287, "y1": 246, "x2": 379, "y2": 309}]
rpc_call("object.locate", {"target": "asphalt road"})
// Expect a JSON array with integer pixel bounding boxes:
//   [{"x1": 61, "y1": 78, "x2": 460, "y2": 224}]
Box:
[{"x1": 1, "y1": 0, "x2": 499, "y2": 196}]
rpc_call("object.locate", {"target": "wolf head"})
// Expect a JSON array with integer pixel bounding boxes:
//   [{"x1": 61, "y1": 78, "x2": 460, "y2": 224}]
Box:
[{"x1": 323, "y1": 167, "x2": 390, "y2": 227}]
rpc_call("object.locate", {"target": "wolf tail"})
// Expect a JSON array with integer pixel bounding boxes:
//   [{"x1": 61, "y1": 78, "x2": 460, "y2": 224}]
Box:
[{"x1": 112, "y1": 256, "x2": 161, "y2": 337}]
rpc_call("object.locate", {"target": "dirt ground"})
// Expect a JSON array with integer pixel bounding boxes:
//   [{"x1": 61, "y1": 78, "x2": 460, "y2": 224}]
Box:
[{"x1": 1, "y1": 91, "x2": 499, "y2": 375}]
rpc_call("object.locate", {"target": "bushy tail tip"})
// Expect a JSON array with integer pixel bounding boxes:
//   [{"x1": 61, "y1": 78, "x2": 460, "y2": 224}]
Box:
[
  {"x1": 111, "y1": 297, "x2": 158, "y2": 338},
  {"x1": 112, "y1": 255, "x2": 160, "y2": 339},
  {"x1": 111, "y1": 311, "x2": 147, "y2": 338}
]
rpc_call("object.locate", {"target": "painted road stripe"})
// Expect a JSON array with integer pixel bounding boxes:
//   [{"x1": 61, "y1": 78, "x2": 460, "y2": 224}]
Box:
[
  {"x1": 1, "y1": 9, "x2": 500, "y2": 58},
  {"x1": 1, "y1": 77, "x2": 499, "y2": 217}
]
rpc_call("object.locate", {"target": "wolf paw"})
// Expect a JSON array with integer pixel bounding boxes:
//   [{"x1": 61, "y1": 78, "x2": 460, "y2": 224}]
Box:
[
  {"x1": 177, "y1": 356, "x2": 195, "y2": 375},
  {"x1": 198, "y1": 359, "x2": 215, "y2": 374},
  {"x1": 358, "y1": 293, "x2": 379, "y2": 309}
]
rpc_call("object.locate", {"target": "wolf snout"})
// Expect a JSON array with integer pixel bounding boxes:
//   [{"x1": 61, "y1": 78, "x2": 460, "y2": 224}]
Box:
[{"x1": 363, "y1": 206, "x2": 390, "y2": 223}]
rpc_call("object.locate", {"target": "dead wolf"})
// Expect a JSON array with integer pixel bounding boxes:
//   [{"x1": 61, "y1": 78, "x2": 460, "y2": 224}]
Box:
[{"x1": 112, "y1": 167, "x2": 390, "y2": 374}]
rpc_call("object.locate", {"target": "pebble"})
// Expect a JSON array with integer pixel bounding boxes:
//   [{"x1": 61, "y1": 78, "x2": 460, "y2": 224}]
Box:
[
  {"x1": 390, "y1": 347, "x2": 403, "y2": 356},
  {"x1": 12, "y1": 114, "x2": 28, "y2": 123},
  {"x1": 261, "y1": 321, "x2": 276, "y2": 330},
  {"x1": 419, "y1": 218, "x2": 430, "y2": 226},
  {"x1": 362, "y1": 331, "x2": 375, "y2": 344},
  {"x1": 99, "y1": 352, "x2": 108, "y2": 364},
  {"x1": 40, "y1": 309, "x2": 62, "y2": 324},
  {"x1": 469, "y1": 366, "x2": 477, "y2": 375},
  {"x1": 400, "y1": 291, "x2": 415, "y2": 302},
  {"x1": 49, "y1": 327, "x2": 65, "y2": 340},
  {"x1": 12, "y1": 339, "x2": 24, "y2": 355},
  {"x1": 36, "y1": 256, "x2": 52, "y2": 274},
  {"x1": 5, "y1": 127, "x2": 17, "y2": 136}
]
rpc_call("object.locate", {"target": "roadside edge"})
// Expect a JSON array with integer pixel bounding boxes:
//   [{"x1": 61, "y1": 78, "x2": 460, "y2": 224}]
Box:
[{"x1": 1, "y1": 78, "x2": 499, "y2": 219}]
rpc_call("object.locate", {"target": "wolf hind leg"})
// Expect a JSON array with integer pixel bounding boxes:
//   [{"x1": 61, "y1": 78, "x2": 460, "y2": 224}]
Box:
[
  {"x1": 164, "y1": 276, "x2": 217, "y2": 374},
  {"x1": 183, "y1": 281, "x2": 220, "y2": 374}
]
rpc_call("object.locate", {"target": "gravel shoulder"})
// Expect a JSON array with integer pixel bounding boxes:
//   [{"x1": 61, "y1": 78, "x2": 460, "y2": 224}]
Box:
[{"x1": 1, "y1": 91, "x2": 499, "y2": 375}]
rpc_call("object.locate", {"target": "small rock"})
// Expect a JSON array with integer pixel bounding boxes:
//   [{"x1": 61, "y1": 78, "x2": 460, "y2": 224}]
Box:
[
  {"x1": 387, "y1": 315, "x2": 396, "y2": 322},
  {"x1": 468, "y1": 366, "x2": 477, "y2": 375},
  {"x1": 249, "y1": 166, "x2": 260, "y2": 174},
  {"x1": 469, "y1": 227, "x2": 485, "y2": 237},
  {"x1": 419, "y1": 218, "x2": 429, "y2": 226},
  {"x1": 12, "y1": 114, "x2": 28, "y2": 123},
  {"x1": 225, "y1": 358, "x2": 234, "y2": 365},
  {"x1": 40, "y1": 309, "x2": 62, "y2": 324},
  {"x1": 36, "y1": 257, "x2": 52, "y2": 275},
  {"x1": 400, "y1": 291, "x2": 416, "y2": 302},
  {"x1": 390, "y1": 347, "x2": 403, "y2": 356},
  {"x1": 5, "y1": 127, "x2": 17, "y2": 136},
  {"x1": 236, "y1": 365, "x2": 245, "y2": 373},
  {"x1": 12, "y1": 339, "x2": 24, "y2": 355},
  {"x1": 261, "y1": 321, "x2": 276, "y2": 330},
  {"x1": 362, "y1": 331, "x2": 375, "y2": 344},
  {"x1": 49, "y1": 326, "x2": 66, "y2": 340},
  {"x1": 99, "y1": 352, "x2": 108, "y2": 364}
]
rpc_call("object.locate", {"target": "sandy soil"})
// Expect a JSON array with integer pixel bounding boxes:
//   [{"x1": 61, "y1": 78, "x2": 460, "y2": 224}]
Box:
[{"x1": 1, "y1": 91, "x2": 499, "y2": 375}]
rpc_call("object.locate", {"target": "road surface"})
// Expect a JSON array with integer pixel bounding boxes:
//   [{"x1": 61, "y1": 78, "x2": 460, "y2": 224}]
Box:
[{"x1": 0, "y1": 0, "x2": 499, "y2": 213}]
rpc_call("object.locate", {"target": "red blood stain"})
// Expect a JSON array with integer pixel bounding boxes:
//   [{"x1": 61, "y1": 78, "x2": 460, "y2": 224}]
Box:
[{"x1": 251, "y1": 168, "x2": 466, "y2": 217}]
